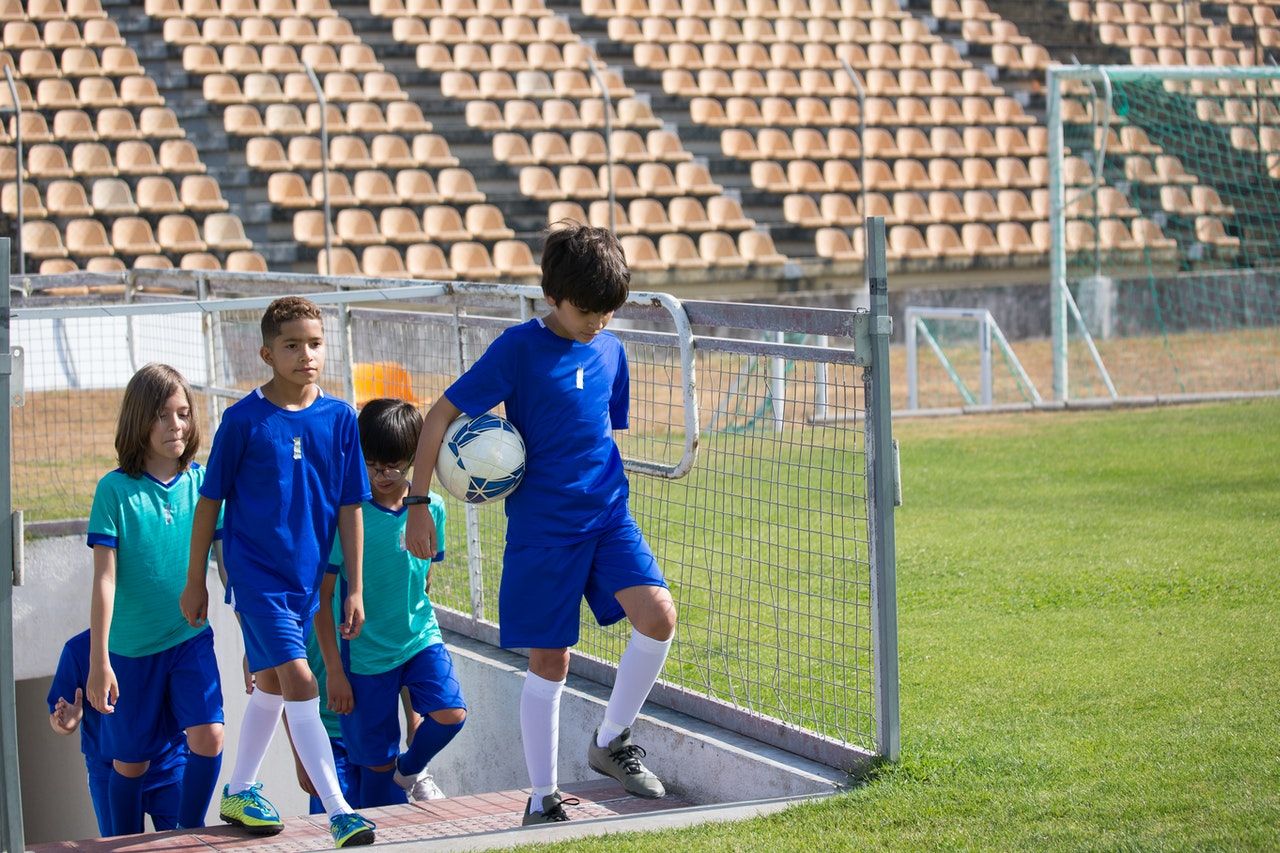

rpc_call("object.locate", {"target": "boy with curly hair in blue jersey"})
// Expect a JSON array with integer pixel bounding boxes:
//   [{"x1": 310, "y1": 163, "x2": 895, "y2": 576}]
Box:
[{"x1": 405, "y1": 222, "x2": 677, "y2": 824}]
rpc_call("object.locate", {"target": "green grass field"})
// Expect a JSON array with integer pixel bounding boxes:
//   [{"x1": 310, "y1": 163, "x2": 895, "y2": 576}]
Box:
[{"x1": 521, "y1": 399, "x2": 1280, "y2": 851}]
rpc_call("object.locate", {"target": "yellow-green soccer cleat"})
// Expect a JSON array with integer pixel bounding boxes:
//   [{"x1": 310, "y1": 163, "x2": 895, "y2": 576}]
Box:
[
  {"x1": 219, "y1": 783, "x2": 285, "y2": 836},
  {"x1": 330, "y1": 812, "x2": 376, "y2": 848}
]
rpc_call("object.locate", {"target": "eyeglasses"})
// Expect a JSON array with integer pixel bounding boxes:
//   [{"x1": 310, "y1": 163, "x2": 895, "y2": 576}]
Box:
[{"x1": 365, "y1": 463, "x2": 408, "y2": 480}]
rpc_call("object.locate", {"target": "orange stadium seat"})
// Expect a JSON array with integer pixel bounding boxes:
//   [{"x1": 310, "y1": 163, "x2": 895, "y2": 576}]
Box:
[
  {"x1": 405, "y1": 243, "x2": 455, "y2": 279},
  {"x1": 90, "y1": 178, "x2": 138, "y2": 215}
]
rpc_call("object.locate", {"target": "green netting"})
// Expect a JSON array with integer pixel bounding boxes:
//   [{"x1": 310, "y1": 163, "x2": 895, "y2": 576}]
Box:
[{"x1": 1059, "y1": 69, "x2": 1280, "y2": 399}]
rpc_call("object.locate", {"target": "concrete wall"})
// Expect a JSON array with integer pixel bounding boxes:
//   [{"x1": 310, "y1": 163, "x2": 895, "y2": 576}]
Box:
[{"x1": 15, "y1": 536, "x2": 845, "y2": 844}]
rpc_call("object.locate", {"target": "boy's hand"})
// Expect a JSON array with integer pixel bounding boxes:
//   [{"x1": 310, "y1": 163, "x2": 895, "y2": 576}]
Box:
[
  {"x1": 180, "y1": 581, "x2": 209, "y2": 628},
  {"x1": 49, "y1": 689, "x2": 84, "y2": 734},
  {"x1": 87, "y1": 662, "x2": 118, "y2": 715},
  {"x1": 404, "y1": 506, "x2": 438, "y2": 561},
  {"x1": 341, "y1": 592, "x2": 365, "y2": 640},
  {"x1": 326, "y1": 669, "x2": 355, "y2": 715}
]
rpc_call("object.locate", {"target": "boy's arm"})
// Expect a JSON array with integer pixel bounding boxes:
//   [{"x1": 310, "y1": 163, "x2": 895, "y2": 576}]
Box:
[
  {"x1": 181, "y1": 497, "x2": 223, "y2": 627},
  {"x1": 87, "y1": 546, "x2": 118, "y2": 715},
  {"x1": 405, "y1": 396, "x2": 461, "y2": 560},
  {"x1": 337, "y1": 503, "x2": 364, "y2": 641},
  {"x1": 314, "y1": 572, "x2": 353, "y2": 714}
]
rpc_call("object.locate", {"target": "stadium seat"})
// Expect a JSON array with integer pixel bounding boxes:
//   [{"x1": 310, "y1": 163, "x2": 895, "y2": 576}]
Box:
[
  {"x1": 819, "y1": 193, "x2": 858, "y2": 226},
  {"x1": 658, "y1": 233, "x2": 707, "y2": 269},
  {"x1": 317, "y1": 246, "x2": 359, "y2": 275},
  {"x1": 72, "y1": 142, "x2": 119, "y2": 177},
  {"x1": 180, "y1": 252, "x2": 222, "y2": 271},
  {"x1": 23, "y1": 221, "x2": 70, "y2": 259},
  {"x1": 588, "y1": 200, "x2": 630, "y2": 233},
  {"x1": 362, "y1": 245, "x2": 412, "y2": 278},
  {"x1": 140, "y1": 107, "x2": 185, "y2": 140},
  {"x1": 380, "y1": 207, "x2": 429, "y2": 244},
  {"x1": 225, "y1": 250, "x2": 268, "y2": 272},
  {"x1": 996, "y1": 222, "x2": 1040, "y2": 255},
  {"x1": 386, "y1": 101, "x2": 433, "y2": 133},
  {"x1": 158, "y1": 214, "x2": 209, "y2": 253},
  {"x1": 815, "y1": 227, "x2": 862, "y2": 261},
  {"x1": 203, "y1": 214, "x2": 254, "y2": 253},
  {"x1": 450, "y1": 241, "x2": 500, "y2": 279},
  {"x1": 423, "y1": 205, "x2": 471, "y2": 242},
  {"x1": 404, "y1": 242, "x2": 455, "y2": 279},
  {"x1": 159, "y1": 140, "x2": 206, "y2": 174},
  {"x1": 348, "y1": 103, "x2": 389, "y2": 134},
  {"x1": 85, "y1": 256, "x2": 126, "y2": 273},
  {"x1": 391, "y1": 170, "x2": 437, "y2": 205},
  {"x1": 336, "y1": 209, "x2": 384, "y2": 246},
  {"x1": 620, "y1": 234, "x2": 664, "y2": 271},
  {"x1": 889, "y1": 224, "x2": 930, "y2": 259},
  {"x1": 464, "y1": 204, "x2": 514, "y2": 241},
  {"x1": 29, "y1": 144, "x2": 75, "y2": 179},
  {"x1": 739, "y1": 230, "x2": 786, "y2": 265},
  {"x1": 2, "y1": 182, "x2": 46, "y2": 219},
  {"x1": 111, "y1": 217, "x2": 162, "y2": 256},
  {"x1": 437, "y1": 168, "x2": 483, "y2": 203},
  {"x1": 493, "y1": 240, "x2": 541, "y2": 278},
  {"x1": 668, "y1": 196, "x2": 713, "y2": 232},
  {"x1": 414, "y1": 135, "x2": 460, "y2": 168},
  {"x1": 66, "y1": 219, "x2": 115, "y2": 258},
  {"x1": 87, "y1": 178, "x2": 137, "y2": 216},
  {"x1": 180, "y1": 175, "x2": 229, "y2": 212},
  {"x1": 53, "y1": 110, "x2": 97, "y2": 142},
  {"x1": 699, "y1": 231, "x2": 748, "y2": 267},
  {"x1": 547, "y1": 201, "x2": 588, "y2": 228},
  {"x1": 132, "y1": 254, "x2": 174, "y2": 270},
  {"x1": 269, "y1": 173, "x2": 315, "y2": 209},
  {"x1": 629, "y1": 198, "x2": 675, "y2": 234},
  {"x1": 46, "y1": 181, "x2": 93, "y2": 218}
]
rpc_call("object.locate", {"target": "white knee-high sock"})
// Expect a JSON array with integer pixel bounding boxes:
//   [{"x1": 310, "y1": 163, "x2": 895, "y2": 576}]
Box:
[
  {"x1": 284, "y1": 697, "x2": 352, "y2": 819},
  {"x1": 520, "y1": 671, "x2": 564, "y2": 813},
  {"x1": 597, "y1": 629, "x2": 672, "y2": 748},
  {"x1": 228, "y1": 689, "x2": 284, "y2": 795}
]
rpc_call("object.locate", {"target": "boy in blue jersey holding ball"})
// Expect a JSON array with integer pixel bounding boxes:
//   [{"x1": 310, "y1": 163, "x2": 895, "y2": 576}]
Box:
[
  {"x1": 316, "y1": 398, "x2": 465, "y2": 808},
  {"x1": 405, "y1": 222, "x2": 677, "y2": 824},
  {"x1": 48, "y1": 630, "x2": 186, "y2": 836},
  {"x1": 181, "y1": 296, "x2": 377, "y2": 848}
]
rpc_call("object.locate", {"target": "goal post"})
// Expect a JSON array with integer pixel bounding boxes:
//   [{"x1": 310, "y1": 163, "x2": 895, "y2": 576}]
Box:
[{"x1": 1046, "y1": 64, "x2": 1280, "y2": 403}]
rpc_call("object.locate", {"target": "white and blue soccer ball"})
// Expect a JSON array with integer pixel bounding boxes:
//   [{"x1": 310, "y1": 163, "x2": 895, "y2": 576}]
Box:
[{"x1": 436, "y1": 413, "x2": 526, "y2": 504}]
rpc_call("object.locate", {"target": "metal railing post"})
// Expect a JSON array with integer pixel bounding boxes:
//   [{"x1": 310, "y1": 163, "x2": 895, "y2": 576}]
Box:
[
  {"x1": 839, "y1": 60, "x2": 867, "y2": 251},
  {"x1": 587, "y1": 56, "x2": 616, "y2": 233},
  {"x1": 0, "y1": 237, "x2": 25, "y2": 852},
  {"x1": 1047, "y1": 66, "x2": 1070, "y2": 401},
  {"x1": 304, "y1": 63, "x2": 333, "y2": 274},
  {"x1": 304, "y1": 63, "x2": 356, "y2": 403},
  {"x1": 863, "y1": 216, "x2": 900, "y2": 762},
  {"x1": 3, "y1": 68, "x2": 25, "y2": 276}
]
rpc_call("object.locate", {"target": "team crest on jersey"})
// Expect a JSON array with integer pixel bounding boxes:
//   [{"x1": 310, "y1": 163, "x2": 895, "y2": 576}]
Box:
[{"x1": 292, "y1": 436, "x2": 303, "y2": 460}]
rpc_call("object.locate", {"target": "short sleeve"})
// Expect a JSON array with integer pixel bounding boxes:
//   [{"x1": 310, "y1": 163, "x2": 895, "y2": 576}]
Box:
[
  {"x1": 609, "y1": 343, "x2": 630, "y2": 430},
  {"x1": 337, "y1": 407, "x2": 372, "y2": 506},
  {"x1": 86, "y1": 477, "x2": 119, "y2": 550},
  {"x1": 200, "y1": 416, "x2": 247, "y2": 501},
  {"x1": 444, "y1": 330, "x2": 518, "y2": 417},
  {"x1": 430, "y1": 492, "x2": 447, "y2": 562},
  {"x1": 191, "y1": 464, "x2": 225, "y2": 541},
  {"x1": 47, "y1": 642, "x2": 81, "y2": 713}
]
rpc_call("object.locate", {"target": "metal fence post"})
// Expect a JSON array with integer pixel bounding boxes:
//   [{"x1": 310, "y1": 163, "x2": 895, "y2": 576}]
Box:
[
  {"x1": 1047, "y1": 66, "x2": 1069, "y2": 401},
  {"x1": 863, "y1": 217, "x2": 900, "y2": 762},
  {"x1": 0, "y1": 238, "x2": 25, "y2": 852},
  {"x1": 586, "y1": 56, "x2": 616, "y2": 234},
  {"x1": 3, "y1": 68, "x2": 25, "y2": 276}
]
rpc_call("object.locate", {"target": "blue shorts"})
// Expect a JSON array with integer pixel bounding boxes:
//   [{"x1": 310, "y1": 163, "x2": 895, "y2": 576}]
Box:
[
  {"x1": 500, "y1": 515, "x2": 667, "y2": 649},
  {"x1": 239, "y1": 611, "x2": 311, "y2": 673},
  {"x1": 308, "y1": 737, "x2": 359, "y2": 815},
  {"x1": 102, "y1": 629, "x2": 222, "y2": 763},
  {"x1": 338, "y1": 644, "x2": 466, "y2": 769}
]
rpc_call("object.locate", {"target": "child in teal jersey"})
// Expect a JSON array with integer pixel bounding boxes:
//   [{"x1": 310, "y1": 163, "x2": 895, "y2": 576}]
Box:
[
  {"x1": 85, "y1": 363, "x2": 225, "y2": 835},
  {"x1": 316, "y1": 398, "x2": 466, "y2": 808}
]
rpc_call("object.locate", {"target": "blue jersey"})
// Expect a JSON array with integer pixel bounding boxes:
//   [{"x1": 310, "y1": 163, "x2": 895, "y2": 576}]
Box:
[
  {"x1": 444, "y1": 318, "x2": 630, "y2": 546},
  {"x1": 201, "y1": 388, "x2": 371, "y2": 621},
  {"x1": 48, "y1": 631, "x2": 185, "y2": 789}
]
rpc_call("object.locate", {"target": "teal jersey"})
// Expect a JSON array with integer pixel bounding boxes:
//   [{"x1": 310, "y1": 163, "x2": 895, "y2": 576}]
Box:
[
  {"x1": 87, "y1": 464, "x2": 218, "y2": 658},
  {"x1": 328, "y1": 493, "x2": 446, "y2": 676},
  {"x1": 305, "y1": 602, "x2": 344, "y2": 741}
]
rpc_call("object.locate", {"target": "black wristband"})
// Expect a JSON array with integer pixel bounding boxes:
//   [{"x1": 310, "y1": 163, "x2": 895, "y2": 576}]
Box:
[{"x1": 402, "y1": 495, "x2": 432, "y2": 506}]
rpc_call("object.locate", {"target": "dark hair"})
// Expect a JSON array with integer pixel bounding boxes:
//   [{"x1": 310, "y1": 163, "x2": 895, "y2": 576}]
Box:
[
  {"x1": 358, "y1": 398, "x2": 423, "y2": 464},
  {"x1": 540, "y1": 220, "x2": 630, "y2": 314},
  {"x1": 261, "y1": 296, "x2": 323, "y2": 345},
  {"x1": 115, "y1": 363, "x2": 200, "y2": 478}
]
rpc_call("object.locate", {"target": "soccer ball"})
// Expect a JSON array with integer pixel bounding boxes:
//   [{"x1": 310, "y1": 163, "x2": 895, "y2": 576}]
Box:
[{"x1": 435, "y1": 413, "x2": 526, "y2": 504}]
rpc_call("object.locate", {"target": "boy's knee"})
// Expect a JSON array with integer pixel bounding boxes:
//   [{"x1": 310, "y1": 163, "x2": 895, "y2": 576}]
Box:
[
  {"x1": 528, "y1": 648, "x2": 570, "y2": 681},
  {"x1": 186, "y1": 722, "x2": 224, "y2": 756},
  {"x1": 113, "y1": 759, "x2": 150, "y2": 778},
  {"x1": 276, "y1": 659, "x2": 319, "y2": 701},
  {"x1": 428, "y1": 708, "x2": 466, "y2": 726},
  {"x1": 634, "y1": 595, "x2": 677, "y2": 641}
]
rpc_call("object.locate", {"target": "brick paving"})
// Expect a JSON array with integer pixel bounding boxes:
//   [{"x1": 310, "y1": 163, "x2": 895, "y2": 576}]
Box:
[{"x1": 31, "y1": 780, "x2": 692, "y2": 852}]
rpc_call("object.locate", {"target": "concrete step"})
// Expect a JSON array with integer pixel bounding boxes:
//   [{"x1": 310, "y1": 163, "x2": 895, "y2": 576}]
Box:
[{"x1": 30, "y1": 779, "x2": 692, "y2": 852}]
